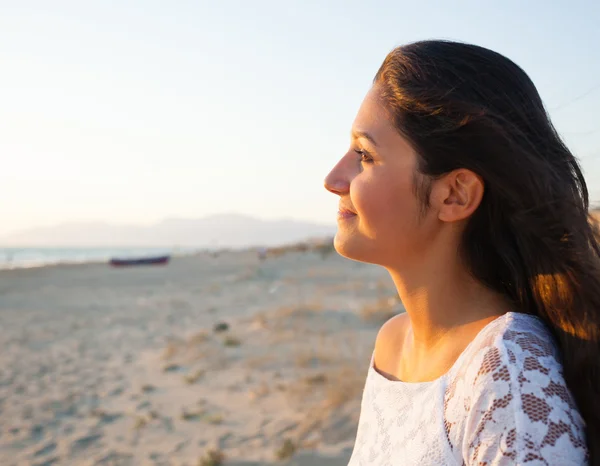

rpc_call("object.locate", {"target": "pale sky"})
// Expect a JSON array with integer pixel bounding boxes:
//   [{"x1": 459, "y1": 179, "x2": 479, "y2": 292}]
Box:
[{"x1": 2, "y1": 0, "x2": 599, "y2": 237}]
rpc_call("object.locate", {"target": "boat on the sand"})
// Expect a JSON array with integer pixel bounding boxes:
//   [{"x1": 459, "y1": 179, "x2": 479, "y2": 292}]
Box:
[{"x1": 109, "y1": 255, "x2": 170, "y2": 267}]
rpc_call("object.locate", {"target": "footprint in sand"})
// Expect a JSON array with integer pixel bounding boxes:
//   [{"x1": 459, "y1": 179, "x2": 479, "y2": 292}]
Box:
[
  {"x1": 91, "y1": 410, "x2": 123, "y2": 426},
  {"x1": 99, "y1": 413, "x2": 123, "y2": 425},
  {"x1": 30, "y1": 424, "x2": 44, "y2": 441},
  {"x1": 70, "y1": 433, "x2": 103, "y2": 454},
  {"x1": 136, "y1": 401, "x2": 151, "y2": 411},
  {"x1": 108, "y1": 386, "x2": 124, "y2": 397},
  {"x1": 33, "y1": 441, "x2": 57, "y2": 457},
  {"x1": 32, "y1": 457, "x2": 60, "y2": 466},
  {"x1": 93, "y1": 451, "x2": 134, "y2": 465}
]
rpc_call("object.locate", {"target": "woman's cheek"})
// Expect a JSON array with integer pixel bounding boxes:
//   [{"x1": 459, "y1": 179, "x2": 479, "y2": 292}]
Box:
[{"x1": 349, "y1": 176, "x2": 375, "y2": 216}]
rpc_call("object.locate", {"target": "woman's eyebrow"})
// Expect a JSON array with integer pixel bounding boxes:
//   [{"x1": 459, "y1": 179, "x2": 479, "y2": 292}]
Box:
[{"x1": 351, "y1": 130, "x2": 379, "y2": 147}]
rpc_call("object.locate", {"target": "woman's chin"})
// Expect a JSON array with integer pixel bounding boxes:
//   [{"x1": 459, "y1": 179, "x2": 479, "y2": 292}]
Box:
[{"x1": 334, "y1": 231, "x2": 374, "y2": 263}]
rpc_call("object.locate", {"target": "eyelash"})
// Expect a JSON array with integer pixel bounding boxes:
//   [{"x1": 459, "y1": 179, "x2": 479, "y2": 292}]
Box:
[{"x1": 354, "y1": 149, "x2": 373, "y2": 164}]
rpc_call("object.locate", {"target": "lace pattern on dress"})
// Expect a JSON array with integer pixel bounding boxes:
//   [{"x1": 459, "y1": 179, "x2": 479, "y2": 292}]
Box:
[
  {"x1": 347, "y1": 313, "x2": 588, "y2": 466},
  {"x1": 444, "y1": 317, "x2": 587, "y2": 465}
]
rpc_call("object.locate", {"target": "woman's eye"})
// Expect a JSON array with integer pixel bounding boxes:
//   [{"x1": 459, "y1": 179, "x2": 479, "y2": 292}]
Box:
[{"x1": 354, "y1": 149, "x2": 373, "y2": 163}]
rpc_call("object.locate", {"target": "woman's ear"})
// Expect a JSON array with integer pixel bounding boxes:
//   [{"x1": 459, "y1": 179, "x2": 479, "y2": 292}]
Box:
[{"x1": 433, "y1": 169, "x2": 484, "y2": 222}]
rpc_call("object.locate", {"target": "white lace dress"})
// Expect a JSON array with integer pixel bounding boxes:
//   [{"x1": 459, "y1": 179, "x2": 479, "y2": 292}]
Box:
[{"x1": 347, "y1": 312, "x2": 588, "y2": 465}]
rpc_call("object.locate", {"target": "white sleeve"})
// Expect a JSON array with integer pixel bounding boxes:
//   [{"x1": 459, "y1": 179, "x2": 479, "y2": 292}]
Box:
[{"x1": 462, "y1": 339, "x2": 588, "y2": 466}]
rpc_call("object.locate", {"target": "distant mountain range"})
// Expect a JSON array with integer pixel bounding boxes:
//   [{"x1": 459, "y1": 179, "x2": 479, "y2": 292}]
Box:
[{"x1": 0, "y1": 214, "x2": 337, "y2": 248}]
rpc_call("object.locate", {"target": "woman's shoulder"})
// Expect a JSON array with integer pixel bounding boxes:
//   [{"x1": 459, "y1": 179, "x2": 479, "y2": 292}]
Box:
[
  {"x1": 448, "y1": 312, "x2": 588, "y2": 464},
  {"x1": 373, "y1": 312, "x2": 410, "y2": 362},
  {"x1": 468, "y1": 312, "x2": 561, "y2": 373},
  {"x1": 457, "y1": 312, "x2": 565, "y2": 390},
  {"x1": 375, "y1": 311, "x2": 410, "y2": 343}
]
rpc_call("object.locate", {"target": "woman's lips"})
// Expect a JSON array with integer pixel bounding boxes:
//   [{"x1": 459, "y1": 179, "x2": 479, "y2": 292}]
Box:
[{"x1": 337, "y1": 209, "x2": 357, "y2": 219}]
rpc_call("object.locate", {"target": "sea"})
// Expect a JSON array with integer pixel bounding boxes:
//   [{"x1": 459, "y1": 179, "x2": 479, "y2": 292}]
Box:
[{"x1": 0, "y1": 247, "x2": 199, "y2": 270}]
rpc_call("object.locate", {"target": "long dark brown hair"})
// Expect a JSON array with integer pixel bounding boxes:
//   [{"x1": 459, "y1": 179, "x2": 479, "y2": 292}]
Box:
[{"x1": 374, "y1": 40, "x2": 600, "y2": 462}]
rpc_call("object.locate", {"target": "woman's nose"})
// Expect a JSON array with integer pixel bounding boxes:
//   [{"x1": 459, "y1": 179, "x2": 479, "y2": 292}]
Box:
[{"x1": 324, "y1": 160, "x2": 350, "y2": 196}]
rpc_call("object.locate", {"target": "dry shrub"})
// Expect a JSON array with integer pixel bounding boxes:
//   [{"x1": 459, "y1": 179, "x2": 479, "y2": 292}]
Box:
[
  {"x1": 163, "y1": 329, "x2": 208, "y2": 361},
  {"x1": 188, "y1": 330, "x2": 210, "y2": 345},
  {"x1": 304, "y1": 373, "x2": 327, "y2": 385},
  {"x1": 223, "y1": 335, "x2": 241, "y2": 347},
  {"x1": 184, "y1": 369, "x2": 205, "y2": 384},
  {"x1": 162, "y1": 330, "x2": 219, "y2": 367},
  {"x1": 275, "y1": 438, "x2": 297, "y2": 460},
  {"x1": 198, "y1": 449, "x2": 225, "y2": 466},
  {"x1": 181, "y1": 407, "x2": 206, "y2": 421},
  {"x1": 162, "y1": 363, "x2": 182, "y2": 373},
  {"x1": 206, "y1": 413, "x2": 224, "y2": 425},
  {"x1": 141, "y1": 384, "x2": 156, "y2": 393},
  {"x1": 133, "y1": 415, "x2": 148, "y2": 430}
]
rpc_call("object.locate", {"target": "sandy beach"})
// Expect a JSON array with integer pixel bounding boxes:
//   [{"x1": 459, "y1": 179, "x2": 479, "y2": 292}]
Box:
[{"x1": 0, "y1": 246, "x2": 403, "y2": 465}]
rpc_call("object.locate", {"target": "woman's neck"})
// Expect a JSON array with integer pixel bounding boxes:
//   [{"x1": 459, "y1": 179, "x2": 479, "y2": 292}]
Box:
[{"x1": 386, "y1": 250, "x2": 511, "y2": 352}]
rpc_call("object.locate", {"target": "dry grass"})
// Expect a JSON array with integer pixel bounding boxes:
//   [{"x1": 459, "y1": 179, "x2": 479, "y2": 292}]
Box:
[
  {"x1": 161, "y1": 329, "x2": 222, "y2": 367},
  {"x1": 162, "y1": 363, "x2": 182, "y2": 373},
  {"x1": 133, "y1": 415, "x2": 148, "y2": 430},
  {"x1": 206, "y1": 413, "x2": 224, "y2": 425},
  {"x1": 141, "y1": 384, "x2": 156, "y2": 393},
  {"x1": 180, "y1": 407, "x2": 224, "y2": 425},
  {"x1": 304, "y1": 373, "x2": 327, "y2": 385},
  {"x1": 198, "y1": 449, "x2": 225, "y2": 466},
  {"x1": 183, "y1": 369, "x2": 205, "y2": 384},
  {"x1": 90, "y1": 408, "x2": 108, "y2": 419},
  {"x1": 180, "y1": 407, "x2": 206, "y2": 422},
  {"x1": 223, "y1": 335, "x2": 241, "y2": 347},
  {"x1": 188, "y1": 330, "x2": 210, "y2": 345},
  {"x1": 274, "y1": 438, "x2": 297, "y2": 460}
]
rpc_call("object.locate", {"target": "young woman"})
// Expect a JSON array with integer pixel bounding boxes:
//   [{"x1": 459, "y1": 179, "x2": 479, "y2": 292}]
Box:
[{"x1": 324, "y1": 40, "x2": 598, "y2": 465}]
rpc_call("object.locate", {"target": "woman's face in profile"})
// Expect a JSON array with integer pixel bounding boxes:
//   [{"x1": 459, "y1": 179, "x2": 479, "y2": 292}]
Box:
[{"x1": 324, "y1": 87, "x2": 435, "y2": 267}]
